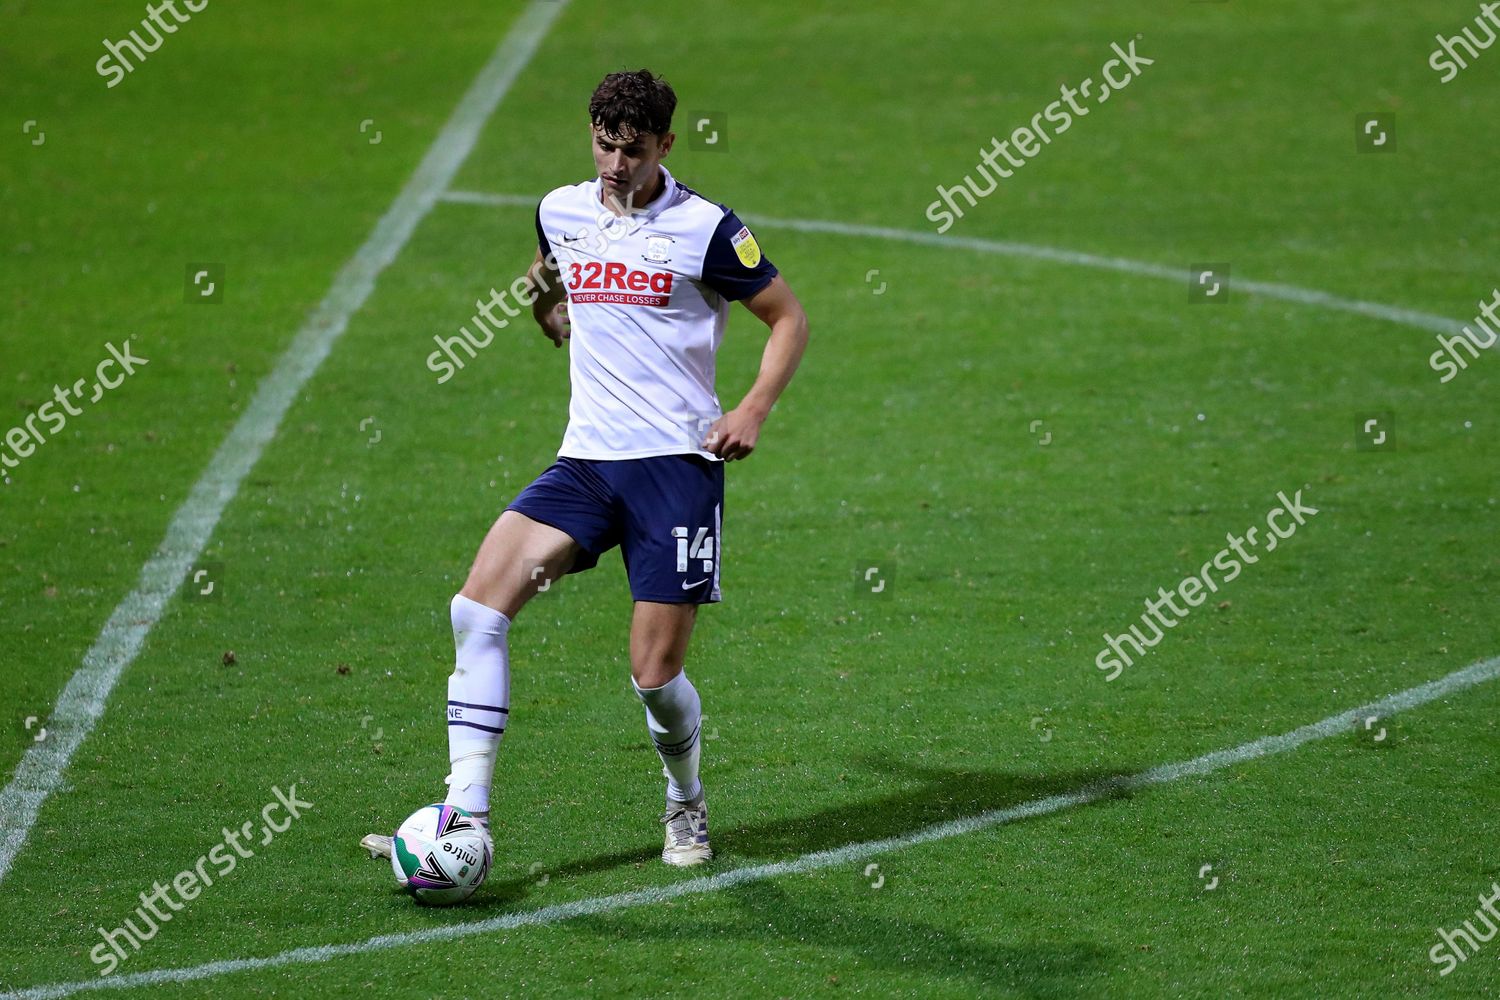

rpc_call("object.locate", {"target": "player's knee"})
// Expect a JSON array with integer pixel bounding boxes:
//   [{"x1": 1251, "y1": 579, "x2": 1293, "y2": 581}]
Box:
[
  {"x1": 458, "y1": 558, "x2": 535, "y2": 621},
  {"x1": 457, "y1": 581, "x2": 501, "y2": 610},
  {"x1": 630, "y1": 654, "x2": 684, "y2": 689}
]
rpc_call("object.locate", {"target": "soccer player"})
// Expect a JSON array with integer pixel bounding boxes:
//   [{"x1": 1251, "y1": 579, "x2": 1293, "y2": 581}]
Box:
[{"x1": 364, "y1": 69, "x2": 808, "y2": 868}]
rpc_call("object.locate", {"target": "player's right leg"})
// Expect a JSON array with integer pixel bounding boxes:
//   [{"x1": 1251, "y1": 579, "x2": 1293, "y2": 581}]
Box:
[
  {"x1": 457, "y1": 508, "x2": 583, "y2": 619},
  {"x1": 445, "y1": 510, "x2": 581, "y2": 818},
  {"x1": 362, "y1": 510, "x2": 581, "y2": 860}
]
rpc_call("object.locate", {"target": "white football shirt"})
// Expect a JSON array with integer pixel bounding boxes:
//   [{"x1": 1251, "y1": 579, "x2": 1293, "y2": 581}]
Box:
[{"x1": 535, "y1": 166, "x2": 778, "y2": 461}]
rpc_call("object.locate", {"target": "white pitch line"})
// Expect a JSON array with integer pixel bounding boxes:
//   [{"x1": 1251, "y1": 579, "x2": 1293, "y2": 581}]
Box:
[
  {"x1": 0, "y1": 0, "x2": 569, "y2": 886},
  {"x1": 7, "y1": 653, "x2": 1497, "y2": 1000},
  {"x1": 439, "y1": 189, "x2": 1464, "y2": 335},
  {"x1": 441, "y1": 191, "x2": 536, "y2": 207}
]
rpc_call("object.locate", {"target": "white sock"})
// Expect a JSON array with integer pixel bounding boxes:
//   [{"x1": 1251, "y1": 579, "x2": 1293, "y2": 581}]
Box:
[
  {"x1": 444, "y1": 594, "x2": 511, "y2": 815},
  {"x1": 633, "y1": 672, "x2": 703, "y2": 803}
]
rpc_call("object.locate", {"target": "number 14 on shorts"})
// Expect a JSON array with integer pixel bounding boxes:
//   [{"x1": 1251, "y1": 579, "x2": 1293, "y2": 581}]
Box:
[{"x1": 672, "y1": 525, "x2": 715, "y2": 573}]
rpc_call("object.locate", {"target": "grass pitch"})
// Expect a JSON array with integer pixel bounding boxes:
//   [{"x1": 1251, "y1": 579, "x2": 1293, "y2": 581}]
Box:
[{"x1": 1, "y1": 1, "x2": 1497, "y2": 997}]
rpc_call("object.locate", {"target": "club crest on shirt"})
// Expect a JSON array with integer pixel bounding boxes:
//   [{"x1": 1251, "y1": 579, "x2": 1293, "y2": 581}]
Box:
[
  {"x1": 642, "y1": 234, "x2": 675, "y2": 264},
  {"x1": 730, "y1": 226, "x2": 761, "y2": 267}
]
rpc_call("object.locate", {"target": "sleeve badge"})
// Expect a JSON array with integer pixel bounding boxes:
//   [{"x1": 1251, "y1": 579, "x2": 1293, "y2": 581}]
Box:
[{"x1": 730, "y1": 225, "x2": 762, "y2": 268}]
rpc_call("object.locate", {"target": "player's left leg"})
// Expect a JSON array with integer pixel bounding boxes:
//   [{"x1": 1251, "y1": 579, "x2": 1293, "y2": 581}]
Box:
[
  {"x1": 630, "y1": 601, "x2": 712, "y2": 866},
  {"x1": 606, "y1": 453, "x2": 722, "y2": 865},
  {"x1": 631, "y1": 599, "x2": 703, "y2": 804}
]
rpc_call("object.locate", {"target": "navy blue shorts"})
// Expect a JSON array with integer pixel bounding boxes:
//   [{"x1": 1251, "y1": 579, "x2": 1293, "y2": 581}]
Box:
[{"x1": 505, "y1": 455, "x2": 724, "y2": 604}]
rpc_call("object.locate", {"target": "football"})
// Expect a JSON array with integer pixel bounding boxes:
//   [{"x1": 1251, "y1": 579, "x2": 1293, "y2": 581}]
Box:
[{"x1": 390, "y1": 804, "x2": 491, "y2": 906}]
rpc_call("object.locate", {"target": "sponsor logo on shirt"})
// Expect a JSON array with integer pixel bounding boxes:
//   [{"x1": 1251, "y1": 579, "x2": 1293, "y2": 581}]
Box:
[
  {"x1": 730, "y1": 225, "x2": 761, "y2": 268},
  {"x1": 566, "y1": 261, "x2": 675, "y2": 306}
]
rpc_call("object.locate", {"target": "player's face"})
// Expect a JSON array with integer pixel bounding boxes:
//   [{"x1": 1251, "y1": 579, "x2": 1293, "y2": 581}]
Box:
[{"x1": 591, "y1": 124, "x2": 673, "y2": 209}]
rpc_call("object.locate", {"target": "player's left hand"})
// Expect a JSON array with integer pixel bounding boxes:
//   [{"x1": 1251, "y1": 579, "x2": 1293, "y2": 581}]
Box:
[{"x1": 703, "y1": 407, "x2": 763, "y2": 461}]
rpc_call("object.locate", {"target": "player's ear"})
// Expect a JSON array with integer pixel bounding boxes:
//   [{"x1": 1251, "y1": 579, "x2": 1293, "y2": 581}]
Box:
[{"x1": 659, "y1": 131, "x2": 675, "y2": 157}]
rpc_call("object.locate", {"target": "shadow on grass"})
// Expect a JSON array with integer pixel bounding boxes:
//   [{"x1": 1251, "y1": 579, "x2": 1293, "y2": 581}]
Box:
[
  {"x1": 469, "y1": 760, "x2": 1136, "y2": 911},
  {"x1": 719, "y1": 758, "x2": 1138, "y2": 861},
  {"x1": 570, "y1": 878, "x2": 1114, "y2": 998}
]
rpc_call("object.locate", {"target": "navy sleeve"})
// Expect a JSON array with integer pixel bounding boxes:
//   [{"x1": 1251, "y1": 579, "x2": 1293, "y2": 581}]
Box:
[
  {"x1": 701, "y1": 210, "x2": 777, "y2": 301},
  {"x1": 535, "y1": 202, "x2": 552, "y2": 257}
]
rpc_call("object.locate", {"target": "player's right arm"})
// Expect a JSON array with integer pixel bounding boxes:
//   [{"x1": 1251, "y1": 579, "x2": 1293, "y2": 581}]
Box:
[
  {"x1": 526, "y1": 248, "x2": 570, "y2": 348},
  {"x1": 529, "y1": 199, "x2": 570, "y2": 348}
]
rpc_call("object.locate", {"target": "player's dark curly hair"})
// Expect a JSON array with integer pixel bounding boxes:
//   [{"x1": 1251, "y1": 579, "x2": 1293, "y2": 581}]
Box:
[{"x1": 589, "y1": 69, "x2": 676, "y2": 140}]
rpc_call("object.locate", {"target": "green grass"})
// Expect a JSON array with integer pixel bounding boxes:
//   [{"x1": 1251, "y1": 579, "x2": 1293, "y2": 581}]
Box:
[{"x1": 2, "y1": 0, "x2": 1497, "y2": 997}]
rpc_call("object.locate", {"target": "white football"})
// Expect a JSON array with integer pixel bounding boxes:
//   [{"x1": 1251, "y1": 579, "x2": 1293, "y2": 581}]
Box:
[{"x1": 390, "y1": 803, "x2": 490, "y2": 906}]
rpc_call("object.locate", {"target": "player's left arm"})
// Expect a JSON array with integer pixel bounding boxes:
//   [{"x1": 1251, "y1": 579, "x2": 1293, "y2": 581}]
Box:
[{"x1": 706, "y1": 275, "x2": 809, "y2": 461}]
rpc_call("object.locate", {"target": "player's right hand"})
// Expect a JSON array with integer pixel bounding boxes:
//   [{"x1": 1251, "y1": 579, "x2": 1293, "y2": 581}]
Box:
[{"x1": 538, "y1": 302, "x2": 571, "y2": 348}]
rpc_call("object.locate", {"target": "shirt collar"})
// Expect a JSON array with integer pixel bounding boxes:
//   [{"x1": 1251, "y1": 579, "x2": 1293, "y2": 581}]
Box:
[{"x1": 593, "y1": 166, "x2": 675, "y2": 224}]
